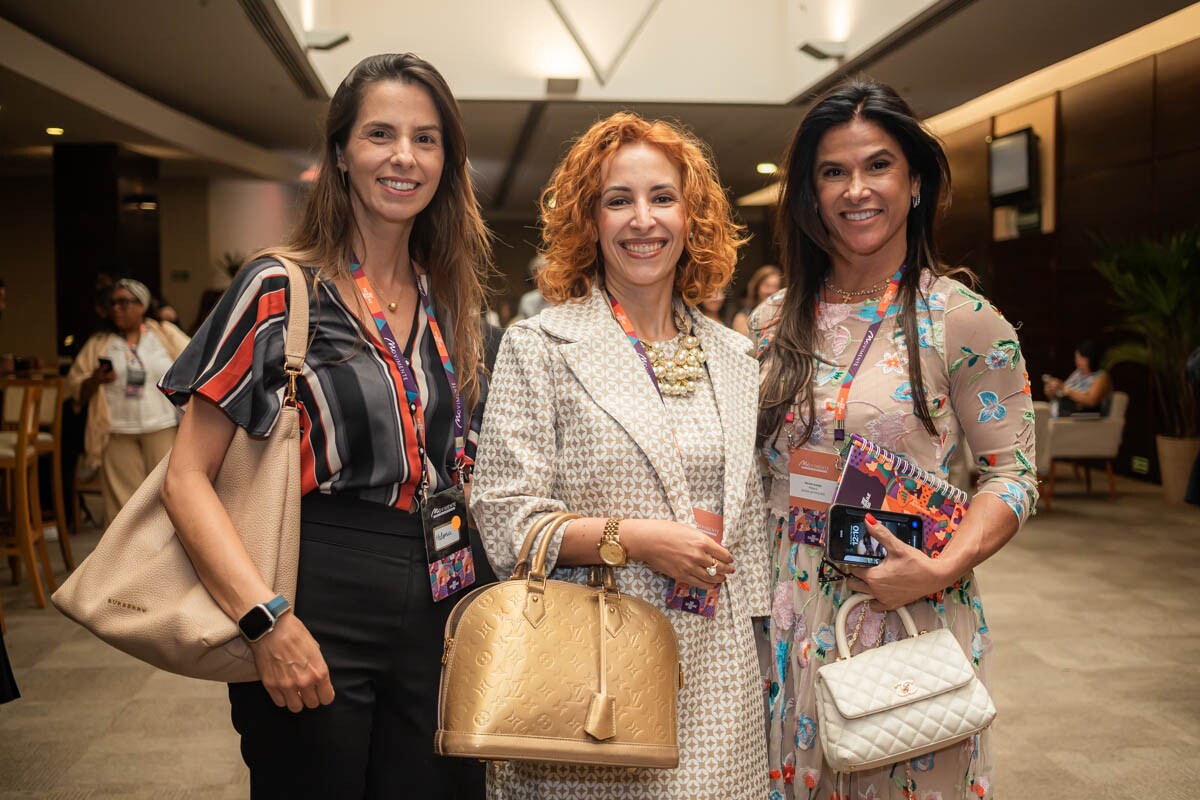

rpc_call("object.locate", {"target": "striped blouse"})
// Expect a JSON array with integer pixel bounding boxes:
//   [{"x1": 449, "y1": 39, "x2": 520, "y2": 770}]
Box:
[{"x1": 159, "y1": 257, "x2": 487, "y2": 510}]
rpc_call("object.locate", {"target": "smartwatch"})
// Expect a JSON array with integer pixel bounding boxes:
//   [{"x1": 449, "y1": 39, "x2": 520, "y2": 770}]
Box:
[{"x1": 237, "y1": 594, "x2": 291, "y2": 642}]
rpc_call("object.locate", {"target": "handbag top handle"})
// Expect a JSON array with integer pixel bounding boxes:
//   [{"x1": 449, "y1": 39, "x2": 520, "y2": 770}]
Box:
[
  {"x1": 511, "y1": 512, "x2": 581, "y2": 580},
  {"x1": 834, "y1": 593, "x2": 920, "y2": 660}
]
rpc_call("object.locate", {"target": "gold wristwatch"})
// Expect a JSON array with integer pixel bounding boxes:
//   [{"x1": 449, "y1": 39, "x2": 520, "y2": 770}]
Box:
[{"x1": 598, "y1": 517, "x2": 628, "y2": 567}]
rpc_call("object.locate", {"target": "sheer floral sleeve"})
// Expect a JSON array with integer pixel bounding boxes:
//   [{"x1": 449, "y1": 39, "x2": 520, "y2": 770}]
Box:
[{"x1": 942, "y1": 283, "x2": 1039, "y2": 523}]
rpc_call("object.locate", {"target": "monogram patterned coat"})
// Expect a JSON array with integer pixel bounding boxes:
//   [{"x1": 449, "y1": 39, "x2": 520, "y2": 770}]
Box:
[{"x1": 471, "y1": 286, "x2": 770, "y2": 799}]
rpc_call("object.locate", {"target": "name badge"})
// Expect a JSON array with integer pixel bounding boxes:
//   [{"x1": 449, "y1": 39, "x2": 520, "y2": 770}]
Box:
[
  {"x1": 420, "y1": 485, "x2": 476, "y2": 603},
  {"x1": 125, "y1": 365, "x2": 146, "y2": 398},
  {"x1": 665, "y1": 508, "x2": 724, "y2": 618},
  {"x1": 789, "y1": 448, "x2": 839, "y2": 546}
]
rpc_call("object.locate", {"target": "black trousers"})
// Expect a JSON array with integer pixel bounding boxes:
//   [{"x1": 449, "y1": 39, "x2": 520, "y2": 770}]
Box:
[{"x1": 228, "y1": 494, "x2": 485, "y2": 799}]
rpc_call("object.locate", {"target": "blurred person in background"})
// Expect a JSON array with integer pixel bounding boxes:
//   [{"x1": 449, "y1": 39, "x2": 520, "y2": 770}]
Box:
[
  {"x1": 1042, "y1": 339, "x2": 1113, "y2": 416},
  {"x1": 731, "y1": 264, "x2": 783, "y2": 337},
  {"x1": 66, "y1": 278, "x2": 190, "y2": 524}
]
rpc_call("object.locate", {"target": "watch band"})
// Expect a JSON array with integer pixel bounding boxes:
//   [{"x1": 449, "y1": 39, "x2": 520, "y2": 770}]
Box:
[
  {"x1": 602, "y1": 517, "x2": 623, "y2": 545},
  {"x1": 264, "y1": 594, "x2": 291, "y2": 620}
]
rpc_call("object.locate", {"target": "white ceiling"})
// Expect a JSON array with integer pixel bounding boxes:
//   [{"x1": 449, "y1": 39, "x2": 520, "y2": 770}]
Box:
[{"x1": 0, "y1": 0, "x2": 1195, "y2": 214}]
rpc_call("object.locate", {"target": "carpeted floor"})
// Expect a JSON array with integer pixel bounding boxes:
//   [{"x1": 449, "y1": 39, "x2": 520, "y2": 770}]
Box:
[{"x1": 1, "y1": 467, "x2": 1197, "y2": 798}]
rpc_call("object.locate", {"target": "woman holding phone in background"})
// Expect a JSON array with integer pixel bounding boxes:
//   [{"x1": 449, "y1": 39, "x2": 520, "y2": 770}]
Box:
[
  {"x1": 751, "y1": 80, "x2": 1038, "y2": 798},
  {"x1": 66, "y1": 278, "x2": 190, "y2": 525}
]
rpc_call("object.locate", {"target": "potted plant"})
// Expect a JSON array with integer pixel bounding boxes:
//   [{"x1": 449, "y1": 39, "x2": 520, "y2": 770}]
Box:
[{"x1": 1094, "y1": 229, "x2": 1200, "y2": 505}]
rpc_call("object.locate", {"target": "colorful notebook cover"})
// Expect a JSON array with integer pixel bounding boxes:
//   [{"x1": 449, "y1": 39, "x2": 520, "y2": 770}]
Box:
[{"x1": 832, "y1": 434, "x2": 969, "y2": 557}]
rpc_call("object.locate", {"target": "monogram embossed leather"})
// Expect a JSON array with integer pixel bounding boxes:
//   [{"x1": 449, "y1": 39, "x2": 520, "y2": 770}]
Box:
[
  {"x1": 435, "y1": 512, "x2": 681, "y2": 768},
  {"x1": 51, "y1": 257, "x2": 309, "y2": 683},
  {"x1": 814, "y1": 593, "x2": 996, "y2": 773}
]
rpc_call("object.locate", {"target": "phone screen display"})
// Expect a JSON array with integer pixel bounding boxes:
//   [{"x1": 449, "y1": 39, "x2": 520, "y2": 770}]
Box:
[{"x1": 825, "y1": 505, "x2": 922, "y2": 566}]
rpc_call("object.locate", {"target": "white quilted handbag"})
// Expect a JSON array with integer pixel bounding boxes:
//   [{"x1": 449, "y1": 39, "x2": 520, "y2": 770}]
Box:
[{"x1": 814, "y1": 593, "x2": 996, "y2": 773}]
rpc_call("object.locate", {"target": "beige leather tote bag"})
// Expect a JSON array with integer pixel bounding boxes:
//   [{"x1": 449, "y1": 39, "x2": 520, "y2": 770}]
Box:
[{"x1": 52, "y1": 257, "x2": 309, "y2": 683}]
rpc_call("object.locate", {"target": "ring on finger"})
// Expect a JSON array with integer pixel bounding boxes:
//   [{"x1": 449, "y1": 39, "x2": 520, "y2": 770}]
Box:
[{"x1": 705, "y1": 560, "x2": 719, "y2": 578}]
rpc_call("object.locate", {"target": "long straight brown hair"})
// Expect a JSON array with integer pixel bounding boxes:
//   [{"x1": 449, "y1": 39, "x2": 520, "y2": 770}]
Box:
[
  {"x1": 759, "y1": 79, "x2": 970, "y2": 447},
  {"x1": 272, "y1": 53, "x2": 492, "y2": 411}
]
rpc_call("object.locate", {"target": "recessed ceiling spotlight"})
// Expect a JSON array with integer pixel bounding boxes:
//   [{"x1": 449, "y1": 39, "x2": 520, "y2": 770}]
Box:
[
  {"x1": 757, "y1": 162, "x2": 778, "y2": 175},
  {"x1": 46, "y1": 127, "x2": 64, "y2": 136}
]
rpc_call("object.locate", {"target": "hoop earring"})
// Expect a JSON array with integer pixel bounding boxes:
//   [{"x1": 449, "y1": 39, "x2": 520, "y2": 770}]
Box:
[{"x1": 911, "y1": 193, "x2": 921, "y2": 209}]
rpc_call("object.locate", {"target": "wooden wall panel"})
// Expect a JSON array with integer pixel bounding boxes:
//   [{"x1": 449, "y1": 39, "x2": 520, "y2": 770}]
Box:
[
  {"x1": 1060, "y1": 57, "x2": 1154, "y2": 178},
  {"x1": 1154, "y1": 37, "x2": 1200, "y2": 157},
  {"x1": 937, "y1": 120, "x2": 992, "y2": 273}
]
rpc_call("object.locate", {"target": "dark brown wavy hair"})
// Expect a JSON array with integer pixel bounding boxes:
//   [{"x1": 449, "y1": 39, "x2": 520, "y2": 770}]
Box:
[
  {"x1": 266, "y1": 53, "x2": 491, "y2": 410},
  {"x1": 537, "y1": 112, "x2": 747, "y2": 305},
  {"x1": 759, "y1": 78, "x2": 972, "y2": 447}
]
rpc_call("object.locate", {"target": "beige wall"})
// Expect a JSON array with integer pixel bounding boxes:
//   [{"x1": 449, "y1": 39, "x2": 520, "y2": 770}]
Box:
[{"x1": 0, "y1": 178, "x2": 57, "y2": 365}]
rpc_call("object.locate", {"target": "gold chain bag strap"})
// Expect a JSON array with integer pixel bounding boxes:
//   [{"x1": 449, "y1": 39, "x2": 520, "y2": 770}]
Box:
[
  {"x1": 52, "y1": 256, "x2": 310, "y2": 683},
  {"x1": 435, "y1": 512, "x2": 682, "y2": 768},
  {"x1": 814, "y1": 593, "x2": 996, "y2": 773}
]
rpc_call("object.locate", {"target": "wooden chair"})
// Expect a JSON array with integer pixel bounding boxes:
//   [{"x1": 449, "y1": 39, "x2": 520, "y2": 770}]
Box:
[
  {"x1": 1, "y1": 376, "x2": 73, "y2": 569},
  {"x1": 0, "y1": 380, "x2": 57, "y2": 607}
]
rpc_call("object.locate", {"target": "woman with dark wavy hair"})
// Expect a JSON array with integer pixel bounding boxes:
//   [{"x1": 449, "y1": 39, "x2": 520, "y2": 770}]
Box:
[
  {"x1": 473, "y1": 111, "x2": 769, "y2": 798},
  {"x1": 752, "y1": 80, "x2": 1038, "y2": 798},
  {"x1": 158, "y1": 54, "x2": 490, "y2": 798}
]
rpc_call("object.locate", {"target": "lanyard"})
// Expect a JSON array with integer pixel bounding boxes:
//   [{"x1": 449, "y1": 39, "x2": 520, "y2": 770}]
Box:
[
  {"x1": 606, "y1": 290, "x2": 700, "y2": 466},
  {"x1": 607, "y1": 291, "x2": 667, "y2": 399},
  {"x1": 349, "y1": 261, "x2": 466, "y2": 501},
  {"x1": 829, "y1": 266, "x2": 905, "y2": 449}
]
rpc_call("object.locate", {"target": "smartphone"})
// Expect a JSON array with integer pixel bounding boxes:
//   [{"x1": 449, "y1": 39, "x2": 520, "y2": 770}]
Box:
[
  {"x1": 824, "y1": 504, "x2": 923, "y2": 567},
  {"x1": 98, "y1": 357, "x2": 114, "y2": 372}
]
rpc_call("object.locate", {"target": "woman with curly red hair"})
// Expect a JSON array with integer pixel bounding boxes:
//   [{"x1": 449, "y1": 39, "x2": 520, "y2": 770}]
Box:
[{"x1": 471, "y1": 112, "x2": 770, "y2": 798}]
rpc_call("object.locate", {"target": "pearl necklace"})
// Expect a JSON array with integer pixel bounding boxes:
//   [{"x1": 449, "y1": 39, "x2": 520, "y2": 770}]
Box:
[
  {"x1": 823, "y1": 273, "x2": 891, "y2": 299},
  {"x1": 643, "y1": 310, "x2": 707, "y2": 397}
]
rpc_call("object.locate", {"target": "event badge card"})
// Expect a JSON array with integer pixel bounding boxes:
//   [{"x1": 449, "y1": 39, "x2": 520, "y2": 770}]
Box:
[
  {"x1": 665, "y1": 508, "x2": 724, "y2": 618},
  {"x1": 420, "y1": 485, "x2": 476, "y2": 602},
  {"x1": 789, "y1": 448, "x2": 840, "y2": 546}
]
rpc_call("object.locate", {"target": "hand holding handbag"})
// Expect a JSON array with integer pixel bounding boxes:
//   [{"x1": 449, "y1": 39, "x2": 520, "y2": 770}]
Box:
[
  {"x1": 435, "y1": 512, "x2": 682, "y2": 768},
  {"x1": 51, "y1": 256, "x2": 310, "y2": 683},
  {"x1": 814, "y1": 593, "x2": 996, "y2": 773}
]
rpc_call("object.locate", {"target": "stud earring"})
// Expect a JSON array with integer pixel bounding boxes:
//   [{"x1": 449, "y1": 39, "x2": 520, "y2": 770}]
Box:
[{"x1": 912, "y1": 193, "x2": 921, "y2": 209}]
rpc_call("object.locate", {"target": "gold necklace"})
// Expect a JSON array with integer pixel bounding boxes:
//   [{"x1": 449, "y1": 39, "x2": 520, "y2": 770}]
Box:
[
  {"x1": 364, "y1": 276, "x2": 400, "y2": 312},
  {"x1": 643, "y1": 309, "x2": 707, "y2": 397},
  {"x1": 823, "y1": 273, "x2": 891, "y2": 299}
]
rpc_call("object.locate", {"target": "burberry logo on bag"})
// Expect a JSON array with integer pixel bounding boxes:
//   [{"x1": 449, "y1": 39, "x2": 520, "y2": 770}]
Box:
[{"x1": 107, "y1": 597, "x2": 148, "y2": 613}]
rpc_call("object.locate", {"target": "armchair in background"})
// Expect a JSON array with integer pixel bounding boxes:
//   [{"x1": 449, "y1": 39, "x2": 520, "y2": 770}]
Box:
[{"x1": 1050, "y1": 391, "x2": 1130, "y2": 499}]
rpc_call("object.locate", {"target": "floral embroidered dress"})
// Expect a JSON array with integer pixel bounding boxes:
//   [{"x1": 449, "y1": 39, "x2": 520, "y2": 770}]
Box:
[{"x1": 749, "y1": 272, "x2": 1038, "y2": 800}]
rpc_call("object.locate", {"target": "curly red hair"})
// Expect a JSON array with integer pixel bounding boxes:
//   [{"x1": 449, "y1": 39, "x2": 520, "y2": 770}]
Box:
[{"x1": 537, "y1": 112, "x2": 747, "y2": 305}]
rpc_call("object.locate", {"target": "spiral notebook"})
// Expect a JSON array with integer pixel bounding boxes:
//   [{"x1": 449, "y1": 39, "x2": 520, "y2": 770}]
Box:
[{"x1": 832, "y1": 434, "x2": 969, "y2": 557}]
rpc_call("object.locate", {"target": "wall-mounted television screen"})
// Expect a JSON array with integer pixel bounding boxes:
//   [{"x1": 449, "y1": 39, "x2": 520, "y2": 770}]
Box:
[{"x1": 989, "y1": 127, "x2": 1039, "y2": 207}]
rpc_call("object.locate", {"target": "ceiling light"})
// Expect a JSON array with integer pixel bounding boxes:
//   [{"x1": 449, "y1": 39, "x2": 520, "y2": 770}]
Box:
[
  {"x1": 798, "y1": 40, "x2": 847, "y2": 60},
  {"x1": 46, "y1": 127, "x2": 64, "y2": 136},
  {"x1": 757, "y1": 162, "x2": 778, "y2": 175},
  {"x1": 304, "y1": 30, "x2": 350, "y2": 51}
]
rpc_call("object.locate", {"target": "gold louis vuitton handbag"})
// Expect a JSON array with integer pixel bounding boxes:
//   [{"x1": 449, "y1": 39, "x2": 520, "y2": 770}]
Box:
[{"x1": 435, "y1": 512, "x2": 682, "y2": 768}]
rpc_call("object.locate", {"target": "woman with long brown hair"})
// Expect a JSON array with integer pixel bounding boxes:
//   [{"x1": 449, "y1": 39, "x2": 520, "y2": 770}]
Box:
[
  {"x1": 753, "y1": 80, "x2": 1037, "y2": 798},
  {"x1": 158, "y1": 54, "x2": 490, "y2": 798}
]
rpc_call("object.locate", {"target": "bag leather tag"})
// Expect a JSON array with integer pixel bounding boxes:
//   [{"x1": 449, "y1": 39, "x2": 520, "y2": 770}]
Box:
[{"x1": 584, "y1": 693, "x2": 616, "y2": 740}]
